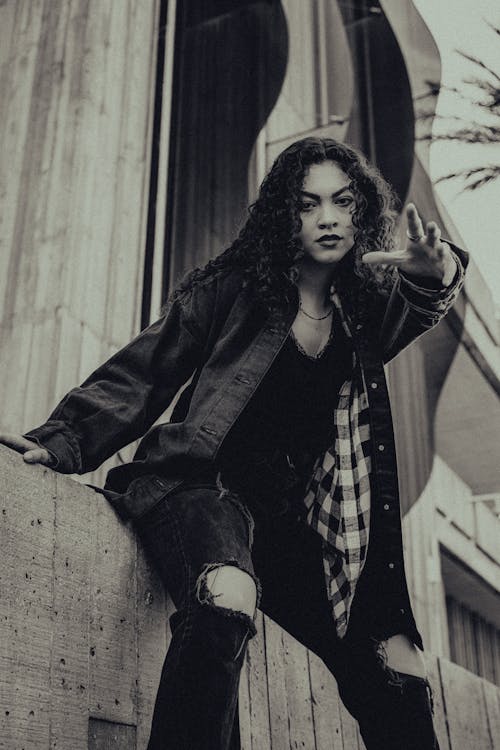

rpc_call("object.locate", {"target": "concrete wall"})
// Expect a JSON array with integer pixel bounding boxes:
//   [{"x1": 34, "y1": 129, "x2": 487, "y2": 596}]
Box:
[
  {"x1": 0, "y1": 0, "x2": 162, "y2": 489},
  {"x1": 2, "y1": 445, "x2": 499, "y2": 750},
  {"x1": 0, "y1": 445, "x2": 167, "y2": 750}
]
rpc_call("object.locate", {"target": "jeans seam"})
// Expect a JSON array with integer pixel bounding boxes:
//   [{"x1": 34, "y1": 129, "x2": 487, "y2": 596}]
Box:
[
  {"x1": 216, "y1": 472, "x2": 256, "y2": 549},
  {"x1": 165, "y1": 509, "x2": 194, "y2": 680},
  {"x1": 169, "y1": 506, "x2": 190, "y2": 608}
]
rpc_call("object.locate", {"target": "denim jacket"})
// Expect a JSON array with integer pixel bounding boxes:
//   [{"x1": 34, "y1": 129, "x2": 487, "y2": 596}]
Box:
[
  {"x1": 26, "y1": 245, "x2": 468, "y2": 646},
  {"x1": 26, "y1": 246, "x2": 468, "y2": 528}
]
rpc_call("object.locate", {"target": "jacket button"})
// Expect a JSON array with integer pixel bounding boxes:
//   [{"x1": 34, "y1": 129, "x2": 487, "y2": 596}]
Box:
[
  {"x1": 388, "y1": 562, "x2": 395, "y2": 569},
  {"x1": 378, "y1": 444, "x2": 385, "y2": 451},
  {"x1": 356, "y1": 323, "x2": 363, "y2": 331},
  {"x1": 400, "y1": 608, "x2": 405, "y2": 615},
  {"x1": 370, "y1": 381, "x2": 378, "y2": 389},
  {"x1": 383, "y1": 503, "x2": 390, "y2": 510}
]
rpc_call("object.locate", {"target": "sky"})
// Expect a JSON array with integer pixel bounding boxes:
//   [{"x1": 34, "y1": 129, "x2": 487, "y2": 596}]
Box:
[{"x1": 412, "y1": 0, "x2": 500, "y2": 311}]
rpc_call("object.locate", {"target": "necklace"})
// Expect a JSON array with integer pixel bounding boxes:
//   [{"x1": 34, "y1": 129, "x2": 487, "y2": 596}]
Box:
[{"x1": 299, "y1": 301, "x2": 333, "y2": 321}]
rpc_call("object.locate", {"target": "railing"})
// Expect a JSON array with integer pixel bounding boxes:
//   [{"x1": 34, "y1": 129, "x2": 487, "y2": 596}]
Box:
[{"x1": 1, "y1": 445, "x2": 498, "y2": 749}]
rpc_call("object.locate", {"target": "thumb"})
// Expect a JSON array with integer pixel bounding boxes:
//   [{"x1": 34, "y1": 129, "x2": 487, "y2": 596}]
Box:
[{"x1": 23, "y1": 448, "x2": 51, "y2": 465}]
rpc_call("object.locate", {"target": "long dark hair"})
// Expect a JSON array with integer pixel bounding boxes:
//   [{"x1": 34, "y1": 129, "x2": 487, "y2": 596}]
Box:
[{"x1": 172, "y1": 137, "x2": 399, "y2": 311}]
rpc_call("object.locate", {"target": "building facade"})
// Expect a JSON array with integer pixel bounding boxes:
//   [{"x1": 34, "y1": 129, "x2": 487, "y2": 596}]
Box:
[{"x1": 1, "y1": 0, "x2": 499, "y2": 745}]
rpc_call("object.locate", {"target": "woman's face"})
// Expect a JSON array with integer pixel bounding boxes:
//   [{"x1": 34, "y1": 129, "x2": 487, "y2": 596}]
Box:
[{"x1": 297, "y1": 160, "x2": 356, "y2": 266}]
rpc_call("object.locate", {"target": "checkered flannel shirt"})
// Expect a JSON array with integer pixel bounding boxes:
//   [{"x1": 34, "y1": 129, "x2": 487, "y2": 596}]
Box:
[{"x1": 303, "y1": 286, "x2": 372, "y2": 638}]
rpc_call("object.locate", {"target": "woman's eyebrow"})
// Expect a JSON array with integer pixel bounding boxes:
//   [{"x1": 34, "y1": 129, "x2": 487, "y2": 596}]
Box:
[{"x1": 300, "y1": 185, "x2": 352, "y2": 200}]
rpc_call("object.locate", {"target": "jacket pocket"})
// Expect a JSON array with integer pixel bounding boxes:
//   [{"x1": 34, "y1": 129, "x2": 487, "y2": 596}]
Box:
[{"x1": 113, "y1": 475, "x2": 182, "y2": 521}]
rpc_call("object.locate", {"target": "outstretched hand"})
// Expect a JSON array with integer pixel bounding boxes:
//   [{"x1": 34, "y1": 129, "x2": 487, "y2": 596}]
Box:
[
  {"x1": 0, "y1": 433, "x2": 52, "y2": 465},
  {"x1": 362, "y1": 203, "x2": 457, "y2": 286}
]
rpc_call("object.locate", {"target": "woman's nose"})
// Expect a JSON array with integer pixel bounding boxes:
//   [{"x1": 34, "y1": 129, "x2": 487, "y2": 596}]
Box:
[{"x1": 317, "y1": 206, "x2": 339, "y2": 228}]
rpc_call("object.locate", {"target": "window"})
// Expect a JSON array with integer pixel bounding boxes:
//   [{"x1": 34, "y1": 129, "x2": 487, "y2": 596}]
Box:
[{"x1": 441, "y1": 549, "x2": 500, "y2": 686}]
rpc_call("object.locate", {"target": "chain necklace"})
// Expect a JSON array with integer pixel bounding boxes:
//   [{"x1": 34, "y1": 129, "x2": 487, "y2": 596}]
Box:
[{"x1": 299, "y1": 301, "x2": 333, "y2": 321}]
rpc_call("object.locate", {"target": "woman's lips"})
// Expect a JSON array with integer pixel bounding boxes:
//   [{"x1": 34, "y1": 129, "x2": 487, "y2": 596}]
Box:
[{"x1": 317, "y1": 236, "x2": 342, "y2": 247}]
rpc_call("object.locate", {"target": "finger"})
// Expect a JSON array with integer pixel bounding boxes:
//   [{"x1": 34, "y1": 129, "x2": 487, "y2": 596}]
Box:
[
  {"x1": 0, "y1": 433, "x2": 39, "y2": 452},
  {"x1": 23, "y1": 448, "x2": 51, "y2": 465},
  {"x1": 406, "y1": 203, "x2": 424, "y2": 240},
  {"x1": 362, "y1": 251, "x2": 409, "y2": 265},
  {"x1": 425, "y1": 221, "x2": 441, "y2": 247}
]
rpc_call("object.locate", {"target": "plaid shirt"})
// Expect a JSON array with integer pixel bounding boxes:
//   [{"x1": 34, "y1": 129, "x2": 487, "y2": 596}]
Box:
[{"x1": 303, "y1": 286, "x2": 372, "y2": 638}]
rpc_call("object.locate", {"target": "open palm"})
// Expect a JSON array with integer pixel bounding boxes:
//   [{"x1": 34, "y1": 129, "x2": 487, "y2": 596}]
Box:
[{"x1": 362, "y1": 203, "x2": 457, "y2": 286}]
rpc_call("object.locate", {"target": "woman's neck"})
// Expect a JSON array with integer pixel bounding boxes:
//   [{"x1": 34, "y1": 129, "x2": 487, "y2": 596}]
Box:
[{"x1": 296, "y1": 261, "x2": 337, "y2": 314}]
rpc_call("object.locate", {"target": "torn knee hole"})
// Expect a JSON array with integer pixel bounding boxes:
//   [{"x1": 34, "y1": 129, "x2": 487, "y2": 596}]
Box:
[
  {"x1": 372, "y1": 639, "x2": 433, "y2": 707},
  {"x1": 372, "y1": 640, "x2": 408, "y2": 690},
  {"x1": 195, "y1": 562, "x2": 260, "y2": 617}
]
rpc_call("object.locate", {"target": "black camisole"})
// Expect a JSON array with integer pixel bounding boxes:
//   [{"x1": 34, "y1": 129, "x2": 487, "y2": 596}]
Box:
[{"x1": 217, "y1": 310, "x2": 353, "y2": 499}]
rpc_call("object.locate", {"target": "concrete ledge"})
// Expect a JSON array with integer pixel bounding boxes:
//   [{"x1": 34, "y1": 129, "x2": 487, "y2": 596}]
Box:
[
  {"x1": 0, "y1": 445, "x2": 167, "y2": 749},
  {"x1": 1, "y1": 445, "x2": 499, "y2": 749}
]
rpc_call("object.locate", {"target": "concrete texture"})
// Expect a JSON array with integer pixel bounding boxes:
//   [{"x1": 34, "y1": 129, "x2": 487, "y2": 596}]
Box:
[{"x1": 1, "y1": 445, "x2": 499, "y2": 749}]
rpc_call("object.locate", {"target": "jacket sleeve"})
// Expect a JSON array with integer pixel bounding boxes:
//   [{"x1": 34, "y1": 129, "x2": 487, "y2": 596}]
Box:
[
  {"x1": 380, "y1": 243, "x2": 469, "y2": 363},
  {"x1": 23, "y1": 284, "x2": 215, "y2": 474}
]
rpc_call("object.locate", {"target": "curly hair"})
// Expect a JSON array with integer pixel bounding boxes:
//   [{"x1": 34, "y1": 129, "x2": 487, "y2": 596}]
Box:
[{"x1": 172, "y1": 137, "x2": 399, "y2": 312}]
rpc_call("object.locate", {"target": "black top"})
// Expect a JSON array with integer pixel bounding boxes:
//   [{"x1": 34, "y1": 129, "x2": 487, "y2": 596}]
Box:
[{"x1": 218, "y1": 310, "x2": 353, "y2": 500}]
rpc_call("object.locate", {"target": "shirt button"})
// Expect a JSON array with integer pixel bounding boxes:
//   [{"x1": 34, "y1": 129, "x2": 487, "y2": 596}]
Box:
[
  {"x1": 388, "y1": 562, "x2": 395, "y2": 569},
  {"x1": 378, "y1": 444, "x2": 385, "y2": 452},
  {"x1": 383, "y1": 503, "x2": 390, "y2": 510},
  {"x1": 370, "y1": 381, "x2": 378, "y2": 389}
]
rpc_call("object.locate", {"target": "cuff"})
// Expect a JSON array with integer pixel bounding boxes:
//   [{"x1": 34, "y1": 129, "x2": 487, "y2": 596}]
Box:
[
  {"x1": 397, "y1": 247, "x2": 465, "y2": 315},
  {"x1": 23, "y1": 421, "x2": 83, "y2": 474}
]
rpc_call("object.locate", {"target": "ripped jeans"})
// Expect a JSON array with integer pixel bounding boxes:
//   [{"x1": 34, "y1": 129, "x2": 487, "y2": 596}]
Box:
[{"x1": 134, "y1": 473, "x2": 439, "y2": 750}]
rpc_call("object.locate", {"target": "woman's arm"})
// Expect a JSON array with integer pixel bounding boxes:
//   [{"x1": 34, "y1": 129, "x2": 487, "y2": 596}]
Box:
[
  {"x1": 363, "y1": 204, "x2": 469, "y2": 362},
  {"x1": 4, "y1": 283, "x2": 216, "y2": 474}
]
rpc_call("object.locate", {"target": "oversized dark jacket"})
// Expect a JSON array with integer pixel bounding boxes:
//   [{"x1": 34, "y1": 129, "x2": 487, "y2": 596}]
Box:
[{"x1": 26, "y1": 245, "x2": 468, "y2": 647}]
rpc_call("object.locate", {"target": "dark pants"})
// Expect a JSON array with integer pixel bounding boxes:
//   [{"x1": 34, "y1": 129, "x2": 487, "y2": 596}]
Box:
[{"x1": 134, "y1": 475, "x2": 439, "y2": 750}]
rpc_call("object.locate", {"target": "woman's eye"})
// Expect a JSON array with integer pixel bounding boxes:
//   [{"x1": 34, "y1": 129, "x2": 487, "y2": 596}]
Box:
[
  {"x1": 336, "y1": 196, "x2": 354, "y2": 207},
  {"x1": 300, "y1": 202, "x2": 316, "y2": 211}
]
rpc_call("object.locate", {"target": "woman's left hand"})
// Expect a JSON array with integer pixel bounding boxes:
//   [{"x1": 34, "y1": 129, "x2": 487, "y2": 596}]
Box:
[{"x1": 362, "y1": 203, "x2": 457, "y2": 286}]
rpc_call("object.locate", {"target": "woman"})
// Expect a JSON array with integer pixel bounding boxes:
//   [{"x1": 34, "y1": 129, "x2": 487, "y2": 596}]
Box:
[{"x1": 2, "y1": 138, "x2": 467, "y2": 749}]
